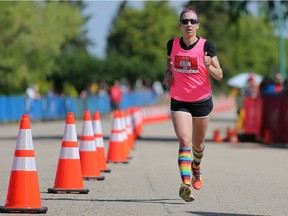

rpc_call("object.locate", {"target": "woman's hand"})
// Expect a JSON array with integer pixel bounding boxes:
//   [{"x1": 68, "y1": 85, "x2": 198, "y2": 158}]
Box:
[
  {"x1": 204, "y1": 52, "x2": 223, "y2": 81},
  {"x1": 204, "y1": 52, "x2": 211, "y2": 68},
  {"x1": 162, "y1": 70, "x2": 173, "y2": 86}
]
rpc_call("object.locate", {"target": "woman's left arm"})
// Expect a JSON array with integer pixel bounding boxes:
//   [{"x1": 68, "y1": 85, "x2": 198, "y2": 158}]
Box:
[{"x1": 205, "y1": 55, "x2": 223, "y2": 81}]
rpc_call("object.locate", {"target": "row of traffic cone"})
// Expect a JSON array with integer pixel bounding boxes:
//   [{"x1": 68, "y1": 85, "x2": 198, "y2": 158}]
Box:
[
  {"x1": 48, "y1": 110, "x2": 112, "y2": 194},
  {"x1": 107, "y1": 107, "x2": 143, "y2": 163},
  {"x1": 107, "y1": 110, "x2": 131, "y2": 163},
  {"x1": 140, "y1": 105, "x2": 171, "y2": 124},
  {"x1": 212, "y1": 126, "x2": 239, "y2": 144},
  {"x1": 79, "y1": 110, "x2": 105, "y2": 181},
  {"x1": 0, "y1": 108, "x2": 139, "y2": 214},
  {"x1": 213, "y1": 127, "x2": 274, "y2": 144}
]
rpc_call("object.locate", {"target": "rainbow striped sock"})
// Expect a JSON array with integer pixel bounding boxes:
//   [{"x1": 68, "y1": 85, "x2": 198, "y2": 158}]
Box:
[
  {"x1": 178, "y1": 148, "x2": 192, "y2": 185},
  {"x1": 192, "y1": 146, "x2": 205, "y2": 171}
]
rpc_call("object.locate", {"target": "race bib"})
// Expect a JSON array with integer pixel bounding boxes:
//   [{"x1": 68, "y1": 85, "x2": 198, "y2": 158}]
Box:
[{"x1": 174, "y1": 55, "x2": 199, "y2": 73}]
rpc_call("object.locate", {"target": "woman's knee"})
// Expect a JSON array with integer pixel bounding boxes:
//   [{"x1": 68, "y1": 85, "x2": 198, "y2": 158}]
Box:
[
  {"x1": 193, "y1": 142, "x2": 205, "y2": 151},
  {"x1": 178, "y1": 137, "x2": 192, "y2": 147}
]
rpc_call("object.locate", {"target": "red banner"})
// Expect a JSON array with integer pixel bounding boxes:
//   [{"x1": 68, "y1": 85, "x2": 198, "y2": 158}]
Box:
[
  {"x1": 243, "y1": 96, "x2": 288, "y2": 143},
  {"x1": 261, "y1": 97, "x2": 288, "y2": 143},
  {"x1": 242, "y1": 97, "x2": 262, "y2": 138}
]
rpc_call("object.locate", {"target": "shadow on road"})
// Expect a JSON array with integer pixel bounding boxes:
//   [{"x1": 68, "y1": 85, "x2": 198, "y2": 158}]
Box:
[
  {"x1": 42, "y1": 197, "x2": 185, "y2": 205},
  {"x1": 0, "y1": 135, "x2": 62, "y2": 141},
  {"x1": 186, "y1": 211, "x2": 267, "y2": 216}
]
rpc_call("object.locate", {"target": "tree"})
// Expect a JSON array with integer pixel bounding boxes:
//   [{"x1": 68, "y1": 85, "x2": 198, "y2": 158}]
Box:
[
  {"x1": 52, "y1": 49, "x2": 103, "y2": 94},
  {"x1": 106, "y1": 1, "x2": 179, "y2": 81},
  {"x1": 0, "y1": 1, "x2": 87, "y2": 94},
  {"x1": 184, "y1": 1, "x2": 283, "y2": 88}
]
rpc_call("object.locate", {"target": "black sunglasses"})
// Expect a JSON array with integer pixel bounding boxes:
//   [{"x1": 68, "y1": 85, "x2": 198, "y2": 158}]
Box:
[{"x1": 180, "y1": 19, "x2": 199, "y2": 25}]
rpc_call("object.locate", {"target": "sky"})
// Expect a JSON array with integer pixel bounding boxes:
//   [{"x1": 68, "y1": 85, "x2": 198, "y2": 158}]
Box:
[{"x1": 83, "y1": 0, "x2": 187, "y2": 58}]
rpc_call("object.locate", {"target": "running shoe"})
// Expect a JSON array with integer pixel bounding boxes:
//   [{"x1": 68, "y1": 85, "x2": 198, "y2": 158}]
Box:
[
  {"x1": 192, "y1": 169, "x2": 203, "y2": 190},
  {"x1": 179, "y1": 183, "x2": 194, "y2": 202}
]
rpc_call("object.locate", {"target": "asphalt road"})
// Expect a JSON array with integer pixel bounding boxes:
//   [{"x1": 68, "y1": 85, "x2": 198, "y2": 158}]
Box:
[{"x1": 0, "y1": 108, "x2": 287, "y2": 216}]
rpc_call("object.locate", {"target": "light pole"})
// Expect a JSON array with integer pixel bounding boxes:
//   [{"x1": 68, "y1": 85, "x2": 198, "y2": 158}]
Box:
[{"x1": 275, "y1": 0, "x2": 286, "y2": 80}]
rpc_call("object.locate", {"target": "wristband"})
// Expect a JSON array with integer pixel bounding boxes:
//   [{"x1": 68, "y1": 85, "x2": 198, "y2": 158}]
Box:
[{"x1": 164, "y1": 69, "x2": 172, "y2": 76}]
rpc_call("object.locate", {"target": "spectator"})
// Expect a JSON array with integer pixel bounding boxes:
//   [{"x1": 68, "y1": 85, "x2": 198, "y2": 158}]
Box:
[
  {"x1": 244, "y1": 75, "x2": 259, "y2": 98},
  {"x1": 25, "y1": 84, "x2": 41, "y2": 116},
  {"x1": 119, "y1": 80, "x2": 130, "y2": 94},
  {"x1": 80, "y1": 89, "x2": 88, "y2": 98},
  {"x1": 26, "y1": 84, "x2": 40, "y2": 99},
  {"x1": 282, "y1": 78, "x2": 288, "y2": 95},
  {"x1": 152, "y1": 81, "x2": 164, "y2": 97},
  {"x1": 259, "y1": 76, "x2": 275, "y2": 96},
  {"x1": 98, "y1": 81, "x2": 109, "y2": 97},
  {"x1": 89, "y1": 82, "x2": 99, "y2": 96},
  {"x1": 109, "y1": 80, "x2": 123, "y2": 111},
  {"x1": 259, "y1": 73, "x2": 284, "y2": 96},
  {"x1": 274, "y1": 72, "x2": 283, "y2": 93}
]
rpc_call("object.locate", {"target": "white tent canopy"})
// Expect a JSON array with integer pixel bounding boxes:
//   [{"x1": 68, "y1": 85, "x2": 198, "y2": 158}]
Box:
[{"x1": 227, "y1": 72, "x2": 263, "y2": 88}]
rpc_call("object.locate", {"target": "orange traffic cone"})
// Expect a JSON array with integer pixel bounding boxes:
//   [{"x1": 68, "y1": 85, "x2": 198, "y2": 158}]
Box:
[
  {"x1": 223, "y1": 127, "x2": 232, "y2": 142},
  {"x1": 0, "y1": 114, "x2": 48, "y2": 214},
  {"x1": 92, "y1": 111, "x2": 111, "y2": 173},
  {"x1": 79, "y1": 110, "x2": 105, "y2": 180},
  {"x1": 212, "y1": 129, "x2": 223, "y2": 142},
  {"x1": 131, "y1": 107, "x2": 143, "y2": 139},
  {"x1": 120, "y1": 110, "x2": 131, "y2": 160},
  {"x1": 230, "y1": 128, "x2": 239, "y2": 144},
  {"x1": 48, "y1": 112, "x2": 89, "y2": 194},
  {"x1": 107, "y1": 110, "x2": 128, "y2": 164},
  {"x1": 125, "y1": 108, "x2": 135, "y2": 150}
]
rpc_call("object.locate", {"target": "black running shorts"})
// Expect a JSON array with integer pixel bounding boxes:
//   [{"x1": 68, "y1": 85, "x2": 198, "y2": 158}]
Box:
[{"x1": 170, "y1": 96, "x2": 214, "y2": 118}]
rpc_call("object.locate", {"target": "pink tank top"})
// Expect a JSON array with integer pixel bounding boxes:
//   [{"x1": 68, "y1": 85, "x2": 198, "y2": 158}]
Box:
[{"x1": 170, "y1": 37, "x2": 212, "y2": 102}]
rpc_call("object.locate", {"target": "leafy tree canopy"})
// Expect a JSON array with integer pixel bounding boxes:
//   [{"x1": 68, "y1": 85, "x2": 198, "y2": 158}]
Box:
[
  {"x1": 0, "y1": 1, "x2": 86, "y2": 94},
  {"x1": 107, "y1": 1, "x2": 179, "y2": 80}
]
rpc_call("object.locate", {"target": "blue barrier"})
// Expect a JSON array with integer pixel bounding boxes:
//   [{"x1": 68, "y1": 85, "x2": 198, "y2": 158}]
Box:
[
  {"x1": 0, "y1": 96, "x2": 6, "y2": 122},
  {"x1": 0, "y1": 91, "x2": 157, "y2": 123}
]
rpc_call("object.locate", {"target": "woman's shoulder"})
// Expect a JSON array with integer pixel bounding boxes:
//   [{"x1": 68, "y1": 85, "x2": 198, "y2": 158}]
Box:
[
  {"x1": 198, "y1": 37, "x2": 212, "y2": 44},
  {"x1": 204, "y1": 39, "x2": 215, "y2": 47},
  {"x1": 202, "y1": 38, "x2": 217, "y2": 57},
  {"x1": 167, "y1": 37, "x2": 180, "y2": 45},
  {"x1": 167, "y1": 38, "x2": 174, "y2": 46}
]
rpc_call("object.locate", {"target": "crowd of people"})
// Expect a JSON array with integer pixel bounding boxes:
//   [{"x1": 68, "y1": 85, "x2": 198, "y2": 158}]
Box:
[
  {"x1": 258, "y1": 72, "x2": 287, "y2": 96},
  {"x1": 72, "y1": 78, "x2": 167, "y2": 111},
  {"x1": 236, "y1": 72, "x2": 287, "y2": 102},
  {"x1": 234, "y1": 72, "x2": 287, "y2": 132},
  {"x1": 235, "y1": 72, "x2": 287, "y2": 105}
]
